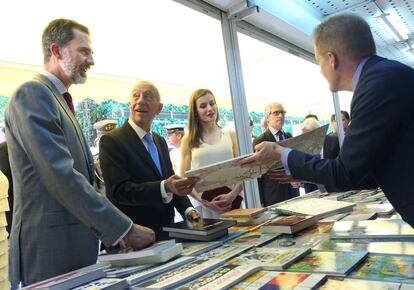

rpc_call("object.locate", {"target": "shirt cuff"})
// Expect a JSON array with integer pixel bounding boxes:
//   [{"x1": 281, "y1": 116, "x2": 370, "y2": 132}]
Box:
[
  {"x1": 184, "y1": 207, "x2": 196, "y2": 219},
  {"x1": 161, "y1": 180, "x2": 173, "y2": 203},
  {"x1": 112, "y1": 220, "x2": 133, "y2": 246},
  {"x1": 281, "y1": 148, "x2": 292, "y2": 176}
]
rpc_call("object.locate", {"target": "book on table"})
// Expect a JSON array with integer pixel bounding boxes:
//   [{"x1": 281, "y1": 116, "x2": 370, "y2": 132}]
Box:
[
  {"x1": 169, "y1": 229, "x2": 229, "y2": 241},
  {"x1": 23, "y1": 266, "x2": 106, "y2": 290},
  {"x1": 220, "y1": 208, "x2": 269, "y2": 225},
  {"x1": 131, "y1": 258, "x2": 224, "y2": 289},
  {"x1": 261, "y1": 215, "x2": 318, "y2": 234},
  {"x1": 71, "y1": 278, "x2": 128, "y2": 290},
  {"x1": 231, "y1": 271, "x2": 326, "y2": 290},
  {"x1": 287, "y1": 250, "x2": 368, "y2": 276},
  {"x1": 163, "y1": 218, "x2": 236, "y2": 236},
  {"x1": 176, "y1": 264, "x2": 260, "y2": 290},
  {"x1": 365, "y1": 202, "x2": 394, "y2": 216},
  {"x1": 329, "y1": 219, "x2": 414, "y2": 240},
  {"x1": 318, "y1": 278, "x2": 401, "y2": 290},
  {"x1": 271, "y1": 198, "x2": 355, "y2": 219},
  {"x1": 97, "y1": 240, "x2": 182, "y2": 267},
  {"x1": 227, "y1": 247, "x2": 311, "y2": 271},
  {"x1": 197, "y1": 244, "x2": 254, "y2": 261},
  {"x1": 181, "y1": 241, "x2": 223, "y2": 256}
]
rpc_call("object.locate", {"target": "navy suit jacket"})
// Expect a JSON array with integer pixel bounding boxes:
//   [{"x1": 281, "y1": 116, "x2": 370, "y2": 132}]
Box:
[
  {"x1": 323, "y1": 133, "x2": 340, "y2": 159},
  {"x1": 99, "y1": 122, "x2": 193, "y2": 240},
  {"x1": 287, "y1": 56, "x2": 414, "y2": 225},
  {"x1": 254, "y1": 129, "x2": 299, "y2": 206}
]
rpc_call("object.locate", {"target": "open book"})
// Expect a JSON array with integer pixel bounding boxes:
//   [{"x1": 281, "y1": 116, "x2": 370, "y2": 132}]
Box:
[{"x1": 185, "y1": 125, "x2": 328, "y2": 192}]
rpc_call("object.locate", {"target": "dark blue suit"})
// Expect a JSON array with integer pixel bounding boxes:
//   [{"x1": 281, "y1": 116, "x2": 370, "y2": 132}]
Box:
[{"x1": 287, "y1": 56, "x2": 414, "y2": 225}]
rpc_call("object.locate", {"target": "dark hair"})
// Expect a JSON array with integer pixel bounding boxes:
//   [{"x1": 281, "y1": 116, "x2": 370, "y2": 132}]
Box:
[
  {"x1": 42, "y1": 18, "x2": 89, "y2": 63},
  {"x1": 313, "y1": 13, "x2": 376, "y2": 61},
  {"x1": 331, "y1": 111, "x2": 350, "y2": 121}
]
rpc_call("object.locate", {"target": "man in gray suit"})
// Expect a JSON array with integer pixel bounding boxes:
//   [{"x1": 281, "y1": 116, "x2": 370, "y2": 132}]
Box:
[{"x1": 5, "y1": 19, "x2": 155, "y2": 286}]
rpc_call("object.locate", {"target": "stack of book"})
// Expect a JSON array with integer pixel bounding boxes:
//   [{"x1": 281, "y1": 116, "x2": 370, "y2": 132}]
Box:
[
  {"x1": 163, "y1": 219, "x2": 236, "y2": 241},
  {"x1": 97, "y1": 240, "x2": 182, "y2": 267},
  {"x1": 261, "y1": 215, "x2": 318, "y2": 234},
  {"x1": 220, "y1": 208, "x2": 269, "y2": 225}
]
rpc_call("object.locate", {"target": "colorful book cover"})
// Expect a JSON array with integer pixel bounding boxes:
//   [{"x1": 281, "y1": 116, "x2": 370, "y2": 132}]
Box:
[
  {"x1": 270, "y1": 215, "x2": 309, "y2": 226},
  {"x1": 287, "y1": 251, "x2": 368, "y2": 275},
  {"x1": 319, "y1": 278, "x2": 400, "y2": 290},
  {"x1": 198, "y1": 244, "x2": 253, "y2": 261},
  {"x1": 296, "y1": 222, "x2": 333, "y2": 236},
  {"x1": 231, "y1": 271, "x2": 326, "y2": 290},
  {"x1": 350, "y1": 254, "x2": 414, "y2": 284},
  {"x1": 181, "y1": 241, "x2": 223, "y2": 256},
  {"x1": 228, "y1": 247, "x2": 311, "y2": 270},
  {"x1": 266, "y1": 233, "x2": 329, "y2": 249}
]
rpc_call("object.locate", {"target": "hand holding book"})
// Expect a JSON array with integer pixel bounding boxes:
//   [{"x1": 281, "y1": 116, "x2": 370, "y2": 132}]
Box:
[{"x1": 122, "y1": 224, "x2": 155, "y2": 250}]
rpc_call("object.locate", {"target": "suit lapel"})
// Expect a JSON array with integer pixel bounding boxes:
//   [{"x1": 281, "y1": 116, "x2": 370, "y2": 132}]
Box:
[
  {"x1": 123, "y1": 123, "x2": 163, "y2": 178},
  {"x1": 264, "y1": 129, "x2": 276, "y2": 142},
  {"x1": 34, "y1": 74, "x2": 94, "y2": 183}
]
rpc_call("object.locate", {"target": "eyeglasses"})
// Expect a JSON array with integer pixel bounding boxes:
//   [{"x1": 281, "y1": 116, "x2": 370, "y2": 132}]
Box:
[{"x1": 269, "y1": 110, "x2": 286, "y2": 117}]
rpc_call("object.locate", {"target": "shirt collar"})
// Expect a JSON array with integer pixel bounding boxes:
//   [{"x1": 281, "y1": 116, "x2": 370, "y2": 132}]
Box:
[
  {"x1": 269, "y1": 126, "x2": 282, "y2": 136},
  {"x1": 352, "y1": 56, "x2": 370, "y2": 91},
  {"x1": 128, "y1": 118, "x2": 148, "y2": 140},
  {"x1": 40, "y1": 70, "x2": 67, "y2": 95}
]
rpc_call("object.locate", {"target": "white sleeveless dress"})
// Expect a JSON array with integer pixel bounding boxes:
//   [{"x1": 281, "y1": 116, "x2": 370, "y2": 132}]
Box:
[{"x1": 190, "y1": 129, "x2": 234, "y2": 218}]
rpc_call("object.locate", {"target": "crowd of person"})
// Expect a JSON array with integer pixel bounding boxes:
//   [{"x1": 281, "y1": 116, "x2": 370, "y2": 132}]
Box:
[{"x1": 0, "y1": 11, "x2": 413, "y2": 289}]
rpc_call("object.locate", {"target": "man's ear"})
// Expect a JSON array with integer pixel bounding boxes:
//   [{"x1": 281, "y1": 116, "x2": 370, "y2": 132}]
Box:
[
  {"x1": 157, "y1": 102, "x2": 164, "y2": 114},
  {"x1": 327, "y1": 51, "x2": 338, "y2": 70},
  {"x1": 50, "y1": 43, "x2": 63, "y2": 59}
]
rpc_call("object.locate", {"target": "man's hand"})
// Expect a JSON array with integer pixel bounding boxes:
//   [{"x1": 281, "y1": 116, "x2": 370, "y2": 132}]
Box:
[
  {"x1": 121, "y1": 224, "x2": 155, "y2": 250},
  {"x1": 186, "y1": 209, "x2": 200, "y2": 222},
  {"x1": 165, "y1": 175, "x2": 199, "y2": 196},
  {"x1": 267, "y1": 168, "x2": 301, "y2": 184},
  {"x1": 239, "y1": 141, "x2": 284, "y2": 166}
]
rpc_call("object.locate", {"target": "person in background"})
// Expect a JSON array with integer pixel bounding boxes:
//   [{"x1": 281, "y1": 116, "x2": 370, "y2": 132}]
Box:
[
  {"x1": 5, "y1": 18, "x2": 154, "y2": 286},
  {"x1": 0, "y1": 170, "x2": 10, "y2": 289},
  {"x1": 241, "y1": 13, "x2": 414, "y2": 227},
  {"x1": 93, "y1": 119, "x2": 118, "y2": 194},
  {"x1": 323, "y1": 111, "x2": 350, "y2": 159},
  {"x1": 260, "y1": 116, "x2": 268, "y2": 133},
  {"x1": 304, "y1": 114, "x2": 319, "y2": 121},
  {"x1": 249, "y1": 118, "x2": 256, "y2": 141},
  {"x1": 180, "y1": 88, "x2": 243, "y2": 218},
  {"x1": 164, "y1": 124, "x2": 185, "y2": 175},
  {"x1": 100, "y1": 80, "x2": 199, "y2": 240},
  {"x1": 253, "y1": 102, "x2": 299, "y2": 206},
  {"x1": 300, "y1": 117, "x2": 320, "y2": 134}
]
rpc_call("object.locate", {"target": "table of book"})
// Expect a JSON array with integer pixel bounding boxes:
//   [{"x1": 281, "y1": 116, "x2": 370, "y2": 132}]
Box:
[{"x1": 28, "y1": 189, "x2": 414, "y2": 289}]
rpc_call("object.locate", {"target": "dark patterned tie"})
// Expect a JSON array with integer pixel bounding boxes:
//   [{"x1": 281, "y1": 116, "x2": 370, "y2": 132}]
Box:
[
  {"x1": 277, "y1": 131, "x2": 284, "y2": 141},
  {"x1": 63, "y1": 92, "x2": 76, "y2": 115},
  {"x1": 144, "y1": 133, "x2": 164, "y2": 177}
]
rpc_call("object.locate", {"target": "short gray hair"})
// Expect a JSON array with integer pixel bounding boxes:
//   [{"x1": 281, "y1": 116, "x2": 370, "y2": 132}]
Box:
[
  {"x1": 313, "y1": 13, "x2": 376, "y2": 60},
  {"x1": 264, "y1": 102, "x2": 284, "y2": 115}
]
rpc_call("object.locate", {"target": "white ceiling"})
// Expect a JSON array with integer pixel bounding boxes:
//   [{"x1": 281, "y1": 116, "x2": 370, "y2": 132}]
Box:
[{"x1": 204, "y1": 0, "x2": 414, "y2": 67}]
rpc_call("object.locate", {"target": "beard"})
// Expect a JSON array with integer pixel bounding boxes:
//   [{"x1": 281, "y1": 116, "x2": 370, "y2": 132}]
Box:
[{"x1": 61, "y1": 48, "x2": 87, "y2": 84}]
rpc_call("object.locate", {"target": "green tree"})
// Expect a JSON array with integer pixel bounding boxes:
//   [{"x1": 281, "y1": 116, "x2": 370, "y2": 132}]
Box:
[{"x1": 76, "y1": 98, "x2": 104, "y2": 146}]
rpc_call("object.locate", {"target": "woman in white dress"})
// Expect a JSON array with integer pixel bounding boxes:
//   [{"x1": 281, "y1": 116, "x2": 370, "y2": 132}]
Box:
[{"x1": 180, "y1": 89, "x2": 242, "y2": 218}]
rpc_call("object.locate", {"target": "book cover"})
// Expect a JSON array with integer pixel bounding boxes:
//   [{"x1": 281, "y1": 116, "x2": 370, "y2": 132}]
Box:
[
  {"x1": 221, "y1": 208, "x2": 266, "y2": 219},
  {"x1": 227, "y1": 232, "x2": 279, "y2": 247},
  {"x1": 261, "y1": 215, "x2": 318, "y2": 234},
  {"x1": 266, "y1": 233, "x2": 329, "y2": 249},
  {"x1": 163, "y1": 219, "x2": 236, "y2": 236},
  {"x1": 181, "y1": 241, "x2": 223, "y2": 256},
  {"x1": 231, "y1": 271, "x2": 326, "y2": 290},
  {"x1": 341, "y1": 209, "x2": 377, "y2": 221},
  {"x1": 24, "y1": 267, "x2": 105, "y2": 289},
  {"x1": 104, "y1": 264, "x2": 155, "y2": 278},
  {"x1": 72, "y1": 278, "x2": 128, "y2": 290},
  {"x1": 273, "y1": 198, "x2": 355, "y2": 219},
  {"x1": 287, "y1": 251, "x2": 368, "y2": 276},
  {"x1": 98, "y1": 241, "x2": 182, "y2": 267},
  {"x1": 132, "y1": 258, "x2": 224, "y2": 289},
  {"x1": 125, "y1": 256, "x2": 196, "y2": 286},
  {"x1": 350, "y1": 254, "x2": 414, "y2": 284},
  {"x1": 319, "y1": 278, "x2": 400, "y2": 290},
  {"x1": 330, "y1": 219, "x2": 414, "y2": 239},
  {"x1": 198, "y1": 244, "x2": 253, "y2": 261},
  {"x1": 228, "y1": 247, "x2": 311, "y2": 270},
  {"x1": 176, "y1": 264, "x2": 260, "y2": 290},
  {"x1": 169, "y1": 229, "x2": 228, "y2": 241}
]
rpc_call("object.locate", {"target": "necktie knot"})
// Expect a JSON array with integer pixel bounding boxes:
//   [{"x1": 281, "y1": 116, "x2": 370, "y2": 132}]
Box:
[
  {"x1": 276, "y1": 131, "x2": 284, "y2": 141},
  {"x1": 63, "y1": 92, "x2": 76, "y2": 115},
  {"x1": 144, "y1": 133, "x2": 154, "y2": 144}
]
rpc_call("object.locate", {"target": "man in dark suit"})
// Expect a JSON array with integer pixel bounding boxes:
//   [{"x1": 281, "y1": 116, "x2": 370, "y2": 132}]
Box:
[
  {"x1": 323, "y1": 111, "x2": 349, "y2": 159},
  {"x1": 100, "y1": 80, "x2": 199, "y2": 241},
  {"x1": 241, "y1": 14, "x2": 414, "y2": 226},
  {"x1": 253, "y1": 102, "x2": 299, "y2": 206},
  {"x1": 0, "y1": 141, "x2": 13, "y2": 234},
  {"x1": 5, "y1": 19, "x2": 154, "y2": 286}
]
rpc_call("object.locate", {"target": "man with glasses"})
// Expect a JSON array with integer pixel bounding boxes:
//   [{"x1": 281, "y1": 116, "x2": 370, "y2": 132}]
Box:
[{"x1": 253, "y1": 102, "x2": 299, "y2": 206}]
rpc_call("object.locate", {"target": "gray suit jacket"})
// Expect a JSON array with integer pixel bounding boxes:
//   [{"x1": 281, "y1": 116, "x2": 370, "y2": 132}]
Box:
[{"x1": 5, "y1": 74, "x2": 131, "y2": 285}]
